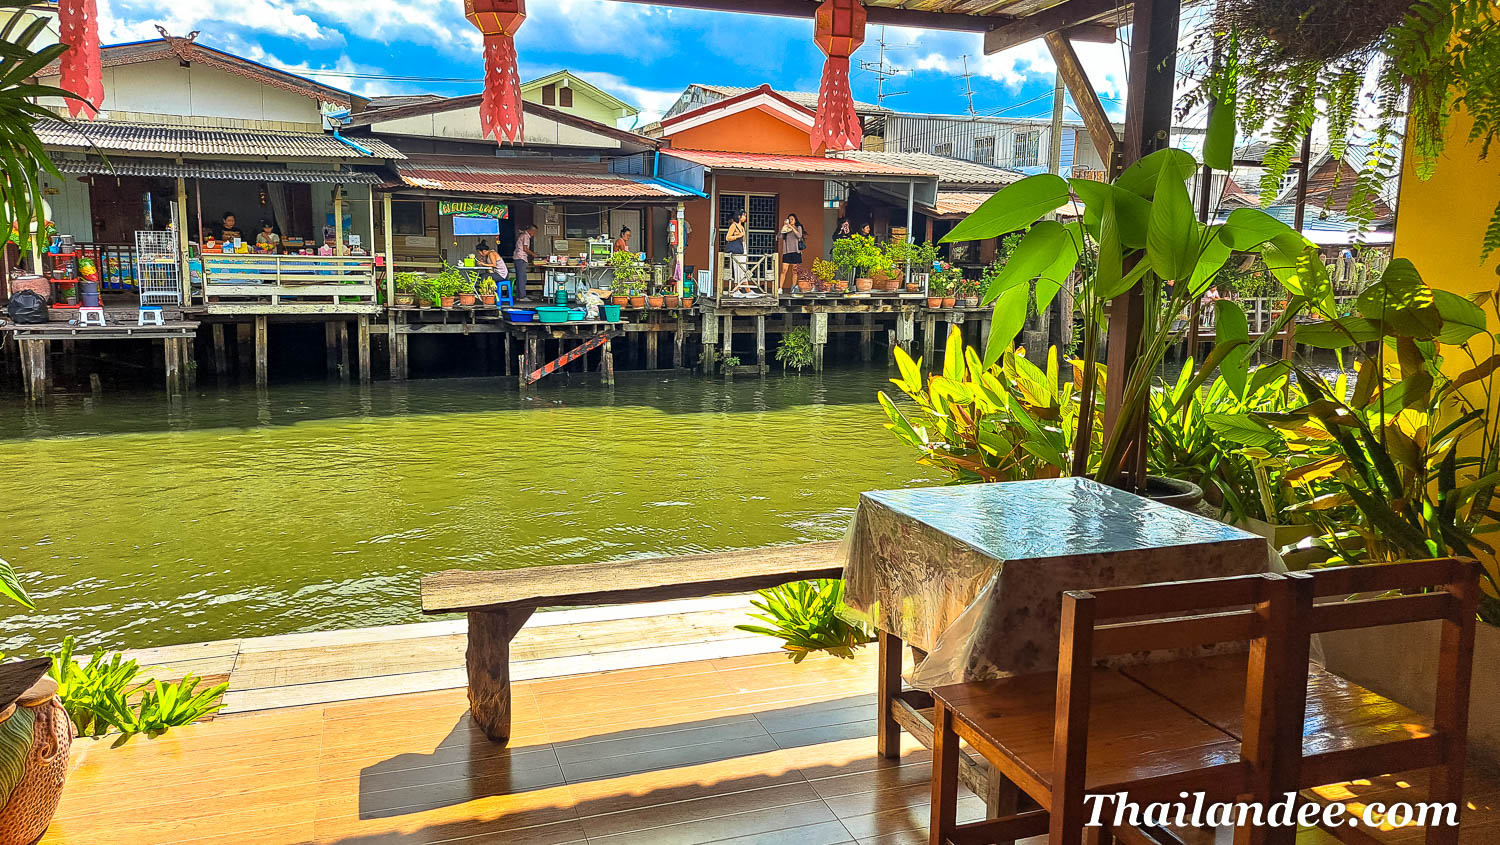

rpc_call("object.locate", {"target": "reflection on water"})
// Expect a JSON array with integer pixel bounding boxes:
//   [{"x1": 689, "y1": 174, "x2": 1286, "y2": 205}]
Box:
[{"x1": 0, "y1": 369, "x2": 934, "y2": 653}]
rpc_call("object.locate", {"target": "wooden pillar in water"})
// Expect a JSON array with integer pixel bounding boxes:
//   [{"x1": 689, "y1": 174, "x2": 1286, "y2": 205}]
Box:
[
  {"x1": 755, "y1": 315, "x2": 767, "y2": 374},
  {"x1": 212, "y1": 324, "x2": 228, "y2": 377},
  {"x1": 721, "y1": 314, "x2": 732, "y2": 364},
  {"x1": 645, "y1": 330, "x2": 659, "y2": 371},
  {"x1": 337, "y1": 321, "x2": 350, "y2": 383},
  {"x1": 811, "y1": 312, "x2": 827, "y2": 372},
  {"x1": 20, "y1": 339, "x2": 46, "y2": 401},
  {"x1": 254, "y1": 315, "x2": 269, "y2": 387},
  {"x1": 502, "y1": 331, "x2": 511, "y2": 377},
  {"x1": 922, "y1": 314, "x2": 937, "y2": 365},
  {"x1": 236, "y1": 322, "x2": 253, "y2": 377},
  {"x1": 673, "y1": 324, "x2": 685, "y2": 369},
  {"x1": 61, "y1": 340, "x2": 76, "y2": 379},
  {"x1": 896, "y1": 311, "x2": 915, "y2": 358},
  {"x1": 861, "y1": 313, "x2": 874, "y2": 362},
  {"x1": 164, "y1": 336, "x2": 181, "y2": 396},
  {"x1": 701, "y1": 311, "x2": 718, "y2": 375},
  {"x1": 602, "y1": 338, "x2": 616, "y2": 386},
  {"x1": 356, "y1": 315, "x2": 371, "y2": 385},
  {"x1": 527, "y1": 333, "x2": 542, "y2": 377},
  {"x1": 182, "y1": 337, "x2": 197, "y2": 389},
  {"x1": 325, "y1": 321, "x2": 339, "y2": 379}
]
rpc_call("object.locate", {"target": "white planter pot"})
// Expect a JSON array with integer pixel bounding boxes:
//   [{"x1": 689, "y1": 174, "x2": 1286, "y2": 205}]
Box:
[{"x1": 1319, "y1": 620, "x2": 1500, "y2": 766}]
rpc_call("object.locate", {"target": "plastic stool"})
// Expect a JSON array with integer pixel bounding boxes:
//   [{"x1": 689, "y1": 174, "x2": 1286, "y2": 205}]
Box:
[
  {"x1": 79, "y1": 307, "x2": 106, "y2": 327},
  {"x1": 497, "y1": 280, "x2": 515, "y2": 307},
  {"x1": 138, "y1": 307, "x2": 164, "y2": 327}
]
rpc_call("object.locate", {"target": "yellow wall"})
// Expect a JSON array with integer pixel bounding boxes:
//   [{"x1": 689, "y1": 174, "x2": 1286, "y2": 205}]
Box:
[{"x1": 1394, "y1": 109, "x2": 1500, "y2": 301}]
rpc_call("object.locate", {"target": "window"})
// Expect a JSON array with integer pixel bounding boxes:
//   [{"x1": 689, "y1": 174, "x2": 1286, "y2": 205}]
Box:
[
  {"x1": 542, "y1": 84, "x2": 555, "y2": 106},
  {"x1": 560, "y1": 87, "x2": 574, "y2": 108},
  {"x1": 934, "y1": 142, "x2": 953, "y2": 157},
  {"x1": 973, "y1": 136, "x2": 996, "y2": 165},
  {"x1": 392, "y1": 201, "x2": 424, "y2": 236},
  {"x1": 717, "y1": 193, "x2": 778, "y2": 255},
  {"x1": 563, "y1": 204, "x2": 603, "y2": 238},
  {"x1": 1013, "y1": 130, "x2": 1041, "y2": 168}
]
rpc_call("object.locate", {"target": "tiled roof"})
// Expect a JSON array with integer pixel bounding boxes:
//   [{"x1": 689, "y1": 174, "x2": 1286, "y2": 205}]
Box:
[
  {"x1": 389, "y1": 161, "x2": 695, "y2": 200},
  {"x1": 662, "y1": 149, "x2": 936, "y2": 178},
  {"x1": 35, "y1": 120, "x2": 404, "y2": 160},
  {"x1": 696, "y1": 85, "x2": 882, "y2": 114},
  {"x1": 53, "y1": 158, "x2": 384, "y2": 184},
  {"x1": 837, "y1": 151, "x2": 1023, "y2": 188}
]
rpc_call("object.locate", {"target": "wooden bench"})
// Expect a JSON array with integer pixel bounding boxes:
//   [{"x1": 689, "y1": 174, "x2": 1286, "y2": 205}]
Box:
[{"x1": 420, "y1": 541, "x2": 844, "y2": 743}]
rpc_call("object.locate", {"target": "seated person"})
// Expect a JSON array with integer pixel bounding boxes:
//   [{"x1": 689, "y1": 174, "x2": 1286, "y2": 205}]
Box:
[{"x1": 255, "y1": 220, "x2": 281, "y2": 253}]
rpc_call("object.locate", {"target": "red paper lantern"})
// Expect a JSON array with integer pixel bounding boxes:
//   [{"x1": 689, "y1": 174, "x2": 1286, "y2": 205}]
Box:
[
  {"x1": 465, "y1": 0, "x2": 526, "y2": 144},
  {"x1": 811, "y1": 0, "x2": 866, "y2": 152},
  {"x1": 58, "y1": 0, "x2": 103, "y2": 118}
]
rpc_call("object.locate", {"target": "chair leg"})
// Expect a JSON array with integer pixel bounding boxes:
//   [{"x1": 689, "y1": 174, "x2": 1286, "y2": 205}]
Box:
[
  {"x1": 930, "y1": 700, "x2": 960, "y2": 845},
  {"x1": 1085, "y1": 818, "x2": 1114, "y2": 845},
  {"x1": 1425, "y1": 758, "x2": 1464, "y2": 845},
  {"x1": 877, "y1": 629, "x2": 902, "y2": 759},
  {"x1": 984, "y1": 765, "x2": 1021, "y2": 845}
]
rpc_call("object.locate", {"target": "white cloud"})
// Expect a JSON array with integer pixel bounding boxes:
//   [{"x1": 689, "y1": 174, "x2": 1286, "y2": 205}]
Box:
[
  {"x1": 299, "y1": 0, "x2": 477, "y2": 52},
  {"x1": 99, "y1": 0, "x2": 338, "y2": 46},
  {"x1": 521, "y1": 0, "x2": 671, "y2": 60},
  {"x1": 227, "y1": 43, "x2": 398, "y2": 99}
]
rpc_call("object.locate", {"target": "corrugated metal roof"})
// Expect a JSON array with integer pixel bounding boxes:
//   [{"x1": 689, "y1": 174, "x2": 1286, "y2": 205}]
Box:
[
  {"x1": 53, "y1": 158, "x2": 383, "y2": 183},
  {"x1": 837, "y1": 151, "x2": 1023, "y2": 188},
  {"x1": 35, "y1": 120, "x2": 405, "y2": 160},
  {"x1": 390, "y1": 162, "x2": 694, "y2": 200},
  {"x1": 662, "y1": 149, "x2": 935, "y2": 178}
]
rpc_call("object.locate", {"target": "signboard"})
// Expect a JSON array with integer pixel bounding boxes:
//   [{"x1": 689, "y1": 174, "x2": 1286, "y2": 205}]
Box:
[{"x1": 438, "y1": 200, "x2": 509, "y2": 219}]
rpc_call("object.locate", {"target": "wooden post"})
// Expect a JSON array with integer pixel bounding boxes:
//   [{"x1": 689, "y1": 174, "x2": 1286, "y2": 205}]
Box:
[
  {"x1": 175, "y1": 177, "x2": 192, "y2": 304},
  {"x1": 897, "y1": 311, "x2": 915, "y2": 356},
  {"x1": 381, "y1": 190, "x2": 395, "y2": 304},
  {"x1": 645, "y1": 329, "x2": 659, "y2": 371},
  {"x1": 20, "y1": 339, "x2": 46, "y2": 401},
  {"x1": 755, "y1": 314, "x2": 767, "y2": 374},
  {"x1": 877, "y1": 630, "x2": 902, "y2": 759},
  {"x1": 61, "y1": 340, "x2": 76, "y2": 379},
  {"x1": 212, "y1": 323, "x2": 227, "y2": 377},
  {"x1": 387, "y1": 314, "x2": 400, "y2": 380},
  {"x1": 721, "y1": 314, "x2": 732, "y2": 364},
  {"x1": 673, "y1": 324, "x2": 685, "y2": 369},
  {"x1": 164, "y1": 336, "x2": 181, "y2": 396},
  {"x1": 182, "y1": 337, "x2": 196, "y2": 389},
  {"x1": 357, "y1": 315, "x2": 371, "y2": 385},
  {"x1": 701, "y1": 310, "x2": 718, "y2": 375},
  {"x1": 602, "y1": 338, "x2": 615, "y2": 386},
  {"x1": 465, "y1": 608, "x2": 535, "y2": 744},
  {"x1": 922, "y1": 314, "x2": 937, "y2": 365},
  {"x1": 333, "y1": 186, "x2": 344, "y2": 255},
  {"x1": 502, "y1": 330, "x2": 511, "y2": 377},
  {"x1": 337, "y1": 320, "x2": 350, "y2": 383},
  {"x1": 254, "y1": 315, "x2": 268, "y2": 387},
  {"x1": 325, "y1": 321, "x2": 339, "y2": 379},
  {"x1": 861, "y1": 313, "x2": 874, "y2": 362},
  {"x1": 527, "y1": 333, "x2": 542, "y2": 378},
  {"x1": 236, "y1": 322, "x2": 253, "y2": 376}
]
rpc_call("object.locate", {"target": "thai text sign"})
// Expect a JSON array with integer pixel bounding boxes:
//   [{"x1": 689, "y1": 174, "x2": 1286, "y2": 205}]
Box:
[{"x1": 439, "y1": 201, "x2": 509, "y2": 219}]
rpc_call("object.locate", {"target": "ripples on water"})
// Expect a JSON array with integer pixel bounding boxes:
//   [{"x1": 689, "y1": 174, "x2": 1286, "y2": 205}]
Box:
[{"x1": 0, "y1": 369, "x2": 935, "y2": 653}]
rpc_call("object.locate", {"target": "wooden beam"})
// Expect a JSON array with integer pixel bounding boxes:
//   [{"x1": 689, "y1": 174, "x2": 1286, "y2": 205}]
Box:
[
  {"x1": 1044, "y1": 31, "x2": 1119, "y2": 174},
  {"x1": 983, "y1": 0, "x2": 1122, "y2": 54},
  {"x1": 607, "y1": 0, "x2": 1009, "y2": 33}
]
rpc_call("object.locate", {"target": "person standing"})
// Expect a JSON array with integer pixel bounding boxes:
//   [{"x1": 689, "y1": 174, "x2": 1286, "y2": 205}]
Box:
[
  {"x1": 613, "y1": 226, "x2": 633, "y2": 253},
  {"x1": 778, "y1": 213, "x2": 805, "y2": 292},
  {"x1": 513, "y1": 223, "x2": 536, "y2": 301},
  {"x1": 724, "y1": 210, "x2": 749, "y2": 291}
]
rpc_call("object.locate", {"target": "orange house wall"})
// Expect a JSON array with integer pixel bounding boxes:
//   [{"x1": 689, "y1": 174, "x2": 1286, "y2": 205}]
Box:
[
  {"x1": 684, "y1": 175, "x2": 827, "y2": 280},
  {"x1": 666, "y1": 106, "x2": 819, "y2": 156}
]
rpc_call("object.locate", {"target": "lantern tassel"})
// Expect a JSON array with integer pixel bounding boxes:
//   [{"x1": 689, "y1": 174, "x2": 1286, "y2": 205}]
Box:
[
  {"x1": 57, "y1": 0, "x2": 103, "y2": 118},
  {"x1": 480, "y1": 35, "x2": 524, "y2": 144},
  {"x1": 811, "y1": 55, "x2": 860, "y2": 152}
]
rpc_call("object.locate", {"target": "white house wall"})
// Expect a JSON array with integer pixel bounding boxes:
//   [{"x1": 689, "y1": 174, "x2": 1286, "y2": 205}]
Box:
[
  {"x1": 369, "y1": 106, "x2": 623, "y2": 149},
  {"x1": 40, "y1": 171, "x2": 94, "y2": 242},
  {"x1": 38, "y1": 58, "x2": 324, "y2": 128}
]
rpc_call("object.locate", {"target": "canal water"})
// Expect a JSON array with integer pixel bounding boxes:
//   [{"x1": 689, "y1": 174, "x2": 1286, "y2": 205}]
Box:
[{"x1": 0, "y1": 369, "x2": 935, "y2": 654}]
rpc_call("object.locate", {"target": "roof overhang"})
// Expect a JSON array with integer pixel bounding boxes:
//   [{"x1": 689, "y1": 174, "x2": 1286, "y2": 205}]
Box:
[
  {"x1": 659, "y1": 85, "x2": 815, "y2": 136},
  {"x1": 53, "y1": 158, "x2": 384, "y2": 184},
  {"x1": 383, "y1": 158, "x2": 694, "y2": 203}
]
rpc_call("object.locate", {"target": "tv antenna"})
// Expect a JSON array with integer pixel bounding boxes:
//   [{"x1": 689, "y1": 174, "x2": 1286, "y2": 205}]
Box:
[
  {"x1": 859, "y1": 26, "x2": 912, "y2": 107},
  {"x1": 960, "y1": 55, "x2": 979, "y2": 117}
]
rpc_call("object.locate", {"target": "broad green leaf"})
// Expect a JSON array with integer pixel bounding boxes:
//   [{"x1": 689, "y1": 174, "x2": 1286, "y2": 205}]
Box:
[
  {"x1": 983, "y1": 283, "x2": 1031, "y2": 367},
  {"x1": 1219, "y1": 208, "x2": 1299, "y2": 251},
  {"x1": 0, "y1": 557, "x2": 31, "y2": 610},
  {"x1": 1265, "y1": 240, "x2": 1335, "y2": 318},
  {"x1": 1186, "y1": 229, "x2": 1232, "y2": 296},
  {"x1": 981, "y1": 221, "x2": 1068, "y2": 304},
  {"x1": 941, "y1": 174, "x2": 1069, "y2": 243},
  {"x1": 943, "y1": 326, "x2": 964, "y2": 382},
  {"x1": 1294, "y1": 318, "x2": 1384, "y2": 348},
  {"x1": 1146, "y1": 162, "x2": 1198, "y2": 282},
  {"x1": 1214, "y1": 300, "x2": 1251, "y2": 398},
  {"x1": 1432, "y1": 290, "x2": 1487, "y2": 344},
  {"x1": 1203, "y1": 98, "x2": 1235, "y2": 171},
  {"x1": 1114, "y1": 148, "x2": 1198, "y2": 198},
  {"x1": 1070, "y1": 179, "x2": 1151, "y2": 248},
  {"x1": 1206, "y1": 413, "x2": 1282, "y2": 448},
  {"x1": 1358, "y1": 259, "x2": 1441, "y2": 338}
]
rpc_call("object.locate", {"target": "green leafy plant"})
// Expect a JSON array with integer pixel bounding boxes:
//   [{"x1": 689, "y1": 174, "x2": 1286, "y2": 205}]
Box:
[
  {"x1": 831, "y1": 233, "x2": 883, "y2": 277},
  {"x1": 475, "y1": 275, "x2": 497, "y2": 296},
  {"x1": 1181, "y1": 0, "x2": 1500, "y2": 260},
  {"x1": 607, "y1": 250, "x2": 648, "y2": 293},
  {"x1": 721, "y1": 354, "x2": 741, "y2": 369},
  {"x1": 776, "y1": 326, "x2": 815, "y2": 372},
  {"x1": 940, "y1": 149, "x2": 1330, "y2": 489},
  {"x1": 928, "y1": 264, "x2": 964, "y2": 297},
  {"x1": 393, "y1": 271, "x2": 422, "y2": 294},
  {"x1": 811, "y1": 258, "x2": 839, "y2": 284},
  {"x1": 0, "y1": 2, "x2": 78, "y2": 254},
  {"x1": 0, "y1": 556, "x2": 32, "y2": 610},
  {"x1": 736, "y1": 579, "x2": 872, "y2": 663},
  {"x1": 883, "y1": 239, "x2": 939, "y2": 274},
  {"x1": 48, "y1": 636, "x2": 228, "y2": 741}
]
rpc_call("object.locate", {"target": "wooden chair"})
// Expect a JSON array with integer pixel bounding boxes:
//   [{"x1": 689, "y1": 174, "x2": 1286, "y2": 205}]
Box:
[{"x1": 929, "y1": 571, "x2": 1309, "y2": 845}]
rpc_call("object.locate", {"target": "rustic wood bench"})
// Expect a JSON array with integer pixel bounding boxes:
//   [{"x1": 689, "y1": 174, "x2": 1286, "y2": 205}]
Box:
[{"x1": 420, "y1": 541, "x2": 844, "y2": 743}]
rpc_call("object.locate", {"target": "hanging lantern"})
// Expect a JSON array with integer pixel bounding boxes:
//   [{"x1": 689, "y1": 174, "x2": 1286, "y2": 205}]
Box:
[
  {"x1": 811, "y1": 0, "x2": 866, "y2": 152},
  {"x1": 58, "y1": 0, "x2": 103, "y2": 118},
  {"x1": 465, "y1": 0, "x2": 526, "y2": 144}
]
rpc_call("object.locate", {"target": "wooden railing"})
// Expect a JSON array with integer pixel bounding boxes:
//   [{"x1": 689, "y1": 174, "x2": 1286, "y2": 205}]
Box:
[
  {"x1": 715, "y1": 253, "x2": 779, "y2": 303},
  {"x1": 201, "y1": 253, "x2": 377, "y2": 308}
]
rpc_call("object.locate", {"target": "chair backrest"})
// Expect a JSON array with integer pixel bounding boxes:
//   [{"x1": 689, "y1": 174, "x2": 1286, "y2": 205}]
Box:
[{"x1": 1052, "y1": 572, "x2": 1304, "y2": 839}]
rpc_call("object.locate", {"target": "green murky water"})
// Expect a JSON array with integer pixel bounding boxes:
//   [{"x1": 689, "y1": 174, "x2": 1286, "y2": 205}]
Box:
[{"x1": 0, "y1": 369, "x2": 933, "y2": 654}]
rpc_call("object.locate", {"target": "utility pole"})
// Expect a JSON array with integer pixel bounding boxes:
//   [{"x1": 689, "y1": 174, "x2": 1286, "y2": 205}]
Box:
[
  {"x1": 859, "y1": 26, "x2": 910, "y2": 108},
  {"x1": 960, "y1": 55, "x2": 978, "y2": 117}
]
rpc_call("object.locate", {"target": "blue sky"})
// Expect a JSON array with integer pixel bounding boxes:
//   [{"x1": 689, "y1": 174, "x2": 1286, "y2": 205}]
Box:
[{"x1": 95, "y1": 0, "x2": 1135, "y2": 126}]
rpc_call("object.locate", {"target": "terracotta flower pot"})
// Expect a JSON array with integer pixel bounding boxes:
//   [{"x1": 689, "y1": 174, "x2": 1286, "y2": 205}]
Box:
[
  {"x1": 648, "y1": 295, "x2": 665, "y2": 308},
  {"x1": 961, "y1": 296, "x2": 979, "y2": 307},
  {"x1": 927, "y1": 296, "x2": 944, "y2": 308},
  {"x1": 879, "y1": 279, "x2": 901, "y2": 292},
  {"x1": 681, "y1": 297, "x2": 694, "y2": 308},
  {"x1": 419, "y1": 298, "x2": 436, "y2": 308},
  {"x1": 629, "y1": 296, "x2": 646, "y2": 307},
  {"x1": 480, "y1": 295, "x2": 497, "y2": 306},
  {"x1": 905, "y1": 282, "x2": 921, "y2": 292},
  {"x1": 395, "y1": 293, "x2": 415, "y2": 306},
  {"x1": 830, "y1": 282, "x2": 848, "y2": 294},
  {"x1": 611, "y1": 295, "x2": 628, "y2": 306},
  {"x1": 664, "y1": 295, "x2": 680, "y2": 308},
  {"x1": 458, "y1": 293, "x2": 477, "y2": 306},
  {"x1": 440, "y1": 296, "x2": 456, "y2": 308},
  {"x1": 855, "y1": 278, "x2": 874, "y2": 292},
  {"x1": 797, "y1": 281, "x2": 814, "y2": 293},
  {"x1": 0, "y1": 672, "x2": 71, "y2": 845},
  {"x1": 942, "y1": 296, "x2": 957, "y2": 308}
]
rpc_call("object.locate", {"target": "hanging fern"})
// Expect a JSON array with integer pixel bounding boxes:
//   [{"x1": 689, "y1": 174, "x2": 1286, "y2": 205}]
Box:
[{"x1": 1183, "y1": 0, "x2": 1500, "y2": 266}]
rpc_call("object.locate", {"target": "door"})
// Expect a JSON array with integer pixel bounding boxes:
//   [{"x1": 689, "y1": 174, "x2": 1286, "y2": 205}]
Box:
[{"x1": 608, "y1": 209, "x2": 641, "y2": 253}]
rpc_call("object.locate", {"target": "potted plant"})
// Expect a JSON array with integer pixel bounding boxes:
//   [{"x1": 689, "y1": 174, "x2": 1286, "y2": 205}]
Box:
[
  {"x1": 832, "y1": 233, "x2": 883, "y2": 291},
  {"x1": 795, "y1": 266, "x2": 816, "y2": 293},
  {"x1": 681, "y1": 293, "x2": 695, "y2": 308},
  {"x1": 884, "y1": 239, "x2": 938, "y2": 292},
  {"x1": 957, "y1": 275, "x2": 980, "y2": 308},
  {"x1": 921, "y1": 148, "x2": 1330, "y2": 497},
  {"x1": 393, "y1": 272, "x2": 420, "y2": 306},
  {"x1": 648, "y1": 292, "x2": 665, "y2": 308},
  {"x1": 812, "y1": 258, "x2": 839, "y2": 292},
  {"x1": 608, "y1": 251, "x2": 648, "y2": 307},
  {"x1": 476, "y1": 276, "x2": 498, "y2": 306}
]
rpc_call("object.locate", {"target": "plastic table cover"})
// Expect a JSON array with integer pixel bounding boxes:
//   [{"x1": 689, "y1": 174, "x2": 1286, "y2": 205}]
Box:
[{"x1": 842, "y1": 478, "x2": 1269, "y2": 688}]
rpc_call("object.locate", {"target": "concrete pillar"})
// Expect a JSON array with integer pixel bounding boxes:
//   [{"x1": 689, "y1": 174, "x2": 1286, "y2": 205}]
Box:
[
  {"x1": 164, "y1": 336, "x2": 181, "y2": 396},
  {"x1": 811, "y1": 312, "x2": 828, "y2": 372},
  {"x1": 721, "y1": 314, "x2": 732, "y2": 365},
  {"x1": 896, "y1": 311, "x2": 915, "y2": 357}
]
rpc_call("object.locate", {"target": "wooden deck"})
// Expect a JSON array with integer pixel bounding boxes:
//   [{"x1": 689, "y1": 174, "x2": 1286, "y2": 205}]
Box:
[{"x1": 43, "y1": 636, "x2": 1500, "y2": 845}]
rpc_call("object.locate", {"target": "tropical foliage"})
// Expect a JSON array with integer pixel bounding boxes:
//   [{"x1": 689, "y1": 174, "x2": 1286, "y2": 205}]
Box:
[
  {"x1": 48, "y1": 637, "x2": 229, "y2": 741},
  {"x1": 776, "y1": 326, "x2": 815, "y2": 372},
  {"x1": 735, "y1": 579, "x2": 871, "y2": 663},
  {"x1": 0, "y1": 1, "x2": 76, "y2": 252}
]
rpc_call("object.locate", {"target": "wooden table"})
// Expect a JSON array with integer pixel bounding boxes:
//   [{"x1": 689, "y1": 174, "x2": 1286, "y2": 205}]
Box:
[{"x1": 841, "y1": 478, "x2": 1268, "y2": 800}]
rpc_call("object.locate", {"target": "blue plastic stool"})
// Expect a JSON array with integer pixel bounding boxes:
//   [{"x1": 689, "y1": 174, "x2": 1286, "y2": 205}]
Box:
[{"x1": 497, "y1": 280, "x2": 515, "y2": 307}]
